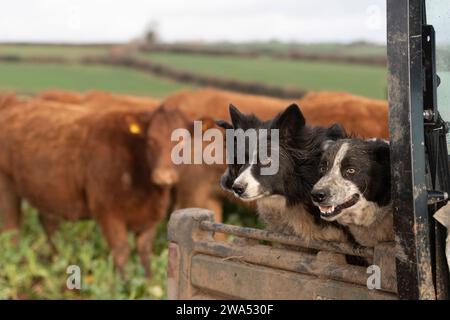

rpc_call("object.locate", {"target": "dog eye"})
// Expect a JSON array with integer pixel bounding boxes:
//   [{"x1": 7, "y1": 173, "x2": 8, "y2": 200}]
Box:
[
  {"x1": 319, "y1": 166, "x2": 327, "y2": 174},
  {"x1": 346, "y1": 168, "x2": 356, "y2": 175}
]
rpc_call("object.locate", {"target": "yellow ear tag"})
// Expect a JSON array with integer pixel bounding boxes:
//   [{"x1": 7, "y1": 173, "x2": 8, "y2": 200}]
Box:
[{"x1": 129, "y1": 123, "x2": 142, "y2": 135}]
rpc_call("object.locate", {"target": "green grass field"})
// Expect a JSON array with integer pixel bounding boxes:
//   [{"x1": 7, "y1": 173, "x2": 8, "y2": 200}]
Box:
[
  {"x1": 0, "y1": 44, "x2": 107, "y2": 61},
  {"x1": 0, "y1": 62, "x2": 189, "y2": 98},
  {"x1": 142, "y1": 52, "x2": 387, "y2": 99},
  {"x1": 0, "y1": 44, "x2": 388, "y2": 99}
]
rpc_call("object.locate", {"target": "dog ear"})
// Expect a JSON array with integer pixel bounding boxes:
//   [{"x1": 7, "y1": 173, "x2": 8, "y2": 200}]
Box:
[
  {"x1": 229, "y1": 104, "x2": 247, "y2": 128},
  {"x1": 372, "y1": 140, "x2": 390, "y2": 165},
  {"x1": 271, "y1": 103, "x2": 306, "y2": 140},
  {"x1": 326, "y1": 123, "x2": 347, "y2": 140},
  {"x1": 372, "y1": 140, "x2": 391, "y2": 204},
  {"x1": 215, "y1": 119, "x2": 233, "y2": 130},
  {"x1": 321, "y1": 140, "x2": 335, "y2": 152}
]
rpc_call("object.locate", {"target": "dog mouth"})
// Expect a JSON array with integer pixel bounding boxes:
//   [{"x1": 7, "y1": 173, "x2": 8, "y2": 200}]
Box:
[
  {"x1": 235, "y1": 192, "x2": 269, "y2": 202},
  {"x1": 318, "y1": 194, "x2": 360, "y2": 219}
]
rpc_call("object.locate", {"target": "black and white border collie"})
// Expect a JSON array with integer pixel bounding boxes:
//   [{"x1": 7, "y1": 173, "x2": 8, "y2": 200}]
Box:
[
  {"x1": 311, "y1": 138, "x2": 393, "y2": 247},
  {"x1": 217, "y1": 103, "x2": 350, "y2": 242}
]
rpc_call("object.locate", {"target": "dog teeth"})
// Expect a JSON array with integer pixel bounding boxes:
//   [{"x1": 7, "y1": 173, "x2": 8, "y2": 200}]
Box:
[{"x1": 319, "y1": 206, "x2": 335, "y2": 215}]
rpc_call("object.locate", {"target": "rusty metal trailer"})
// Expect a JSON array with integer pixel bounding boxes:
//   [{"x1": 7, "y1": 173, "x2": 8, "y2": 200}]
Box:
[
  {"x1": 167, "y1": 0, "x2": 450, "y2": 300},
  {"x1": 167, "y1": 208, "x2": 397, "y2": 299}
]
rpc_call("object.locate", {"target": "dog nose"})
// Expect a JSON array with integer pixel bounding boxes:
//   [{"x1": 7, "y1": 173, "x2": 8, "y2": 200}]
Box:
[
  {"x1": 232, "y1": 183, "x2": 246, "y2": 196},
  {"x1": 311, "y1": 189, "x2": 329, "y2": 203}
]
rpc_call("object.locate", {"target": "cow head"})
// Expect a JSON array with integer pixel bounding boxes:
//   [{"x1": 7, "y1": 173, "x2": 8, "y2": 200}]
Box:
[
  {"x1": 147, "y1": 106, "x2": 191, "y2": 186},
  {"x1": 124, "y1": 105, "x2": 191, "y2": 187},
  {"x1": 123, "y1": 105, "x2": 221, "y2": 187}
]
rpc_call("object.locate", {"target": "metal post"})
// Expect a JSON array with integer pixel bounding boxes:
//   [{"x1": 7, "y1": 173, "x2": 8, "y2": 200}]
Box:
[{"x1": 387, "y1": 0, "x2": 436, "y2": 299}]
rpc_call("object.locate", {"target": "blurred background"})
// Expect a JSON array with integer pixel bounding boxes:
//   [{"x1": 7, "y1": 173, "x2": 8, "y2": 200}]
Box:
[
  {"x1": 0, "y1": 0, "x2": 396, "y2": 300},
  {"x1": 0, "y1": 0, "x2": 388, "y2": 99}
]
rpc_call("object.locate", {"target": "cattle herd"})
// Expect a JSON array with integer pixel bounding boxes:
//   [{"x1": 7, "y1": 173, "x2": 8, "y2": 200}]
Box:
[{"x1": 0, "y1": 87, "x2": 389, "y2": 277}]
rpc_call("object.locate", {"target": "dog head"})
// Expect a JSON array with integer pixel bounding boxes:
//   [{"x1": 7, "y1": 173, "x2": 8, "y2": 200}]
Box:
[
  {"x1": 311, "y1": 138, "x2": 390, "y2": 226},
  {"x1": 216, "y1": 103, "x2": 306, "y2": 202}
]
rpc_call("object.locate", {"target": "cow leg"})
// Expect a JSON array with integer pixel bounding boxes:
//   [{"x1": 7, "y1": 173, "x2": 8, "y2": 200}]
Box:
[
  {"x1": 136, "y1": 226, "x2": 156, "y2": 278},
  {"x1": 39, "y1": 213, "x2": 61, "y2": 254},
  {"x1": 0, "y1": 172, "x2": 22, "y2": 234},
  {"x1": 98, "y1": 217, "x2": 130, "y2": 277}
]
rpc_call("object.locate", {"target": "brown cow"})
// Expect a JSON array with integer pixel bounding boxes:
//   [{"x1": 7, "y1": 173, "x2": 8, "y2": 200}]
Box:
[
  {"x1": 36, "y1": 90, "x2": 227, "y2": 217},
  {"x1": 0, "y1": 93, "x2": 19, "y2": 109},
  {"x1": 37, "y1": 89, "x2": 84, "y2": 104},
  {"x1": 38, "y1": 89, "x2": 160, "y2": 111},
  {"x1": 0, "y1": 98, "x2": 190, "y2": 277},
  {"x1": 39, "y1": 88, "x2": 389, "y2": 138},
  {"x1": 299, "y1": 91, "x2": 388, "y2": 139},
  {"x1": 163, "y1": 87, "x2": 389, "y2": 139}
]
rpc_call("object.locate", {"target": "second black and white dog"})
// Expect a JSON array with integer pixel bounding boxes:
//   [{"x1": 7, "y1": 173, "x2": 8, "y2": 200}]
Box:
[
  {"x1": 217, "y1": 103, "x2": 350, "y2": 242},
  {"x1": 311, "y1": 138, "x2": 393, "y2": 247}
]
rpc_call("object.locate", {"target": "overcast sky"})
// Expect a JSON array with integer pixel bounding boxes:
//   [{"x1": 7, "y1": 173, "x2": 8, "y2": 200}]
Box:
[{"x1": 0, "y1": 0, "x2": 387, "y2": 44}]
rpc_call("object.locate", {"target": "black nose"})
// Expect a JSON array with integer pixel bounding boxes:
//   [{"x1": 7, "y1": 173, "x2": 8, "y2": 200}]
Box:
[
  {"x1": 311, "y1": 189, "x2": 329, "y2": 203},
  {"x1": 232, "y1": 183, "x2": 246, "y2": 196}
]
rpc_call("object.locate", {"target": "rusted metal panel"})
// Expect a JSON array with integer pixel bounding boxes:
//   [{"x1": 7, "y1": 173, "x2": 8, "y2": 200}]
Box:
[
  {"x1": 373, "y1": 243, "x2": 398, "y2": 294},
  {"x1": 193, "y1": 241, "x2": 387, "y2": 292},
  {"x1": 200, "y1": 221, "x2": 373, "y2": 258},
  {"x1": 190, "y1": 255, "x2": 397, "y2": 300},
  {"x1": 168, "y1": 208, "x2": 399, "y2": 300},
  {"x1": 167, "y1": 243, "x2": 180, "y2": 300},
  {"x1": 167, "y1": 208, "x2": 215, "y2": 299}
]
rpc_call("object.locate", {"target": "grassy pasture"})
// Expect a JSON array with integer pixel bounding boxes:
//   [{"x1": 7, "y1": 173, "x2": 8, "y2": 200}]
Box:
[
  {"x1": 0, "y1": 44, "x2": 388, "y2": 99},
  {"x1": 0, "y1": 62, "x2": 190, "y2": 98},
  {"x1": 142, "y1": 52, "x2": 388, "y2": 99},
  {"x1": 0, "y1": 44, "x2": 108, "y2": 61}
]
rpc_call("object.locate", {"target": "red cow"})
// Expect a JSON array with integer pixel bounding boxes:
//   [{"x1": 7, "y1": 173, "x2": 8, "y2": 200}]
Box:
[{"x1": 0, "y1": 98, "x2": 190, "y2": 277}]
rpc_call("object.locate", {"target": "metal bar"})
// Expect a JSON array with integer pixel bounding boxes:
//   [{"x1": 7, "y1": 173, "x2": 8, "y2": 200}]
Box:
[
  {"x1": 200, "y1": 220, "x2": 374, "y2": 258},
  {"x1": 387, "y1": 0, "x2": 436, "y2": 299},
  {"x1": 422, "y1": 25, "x2": 439, "y2": 123}
]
